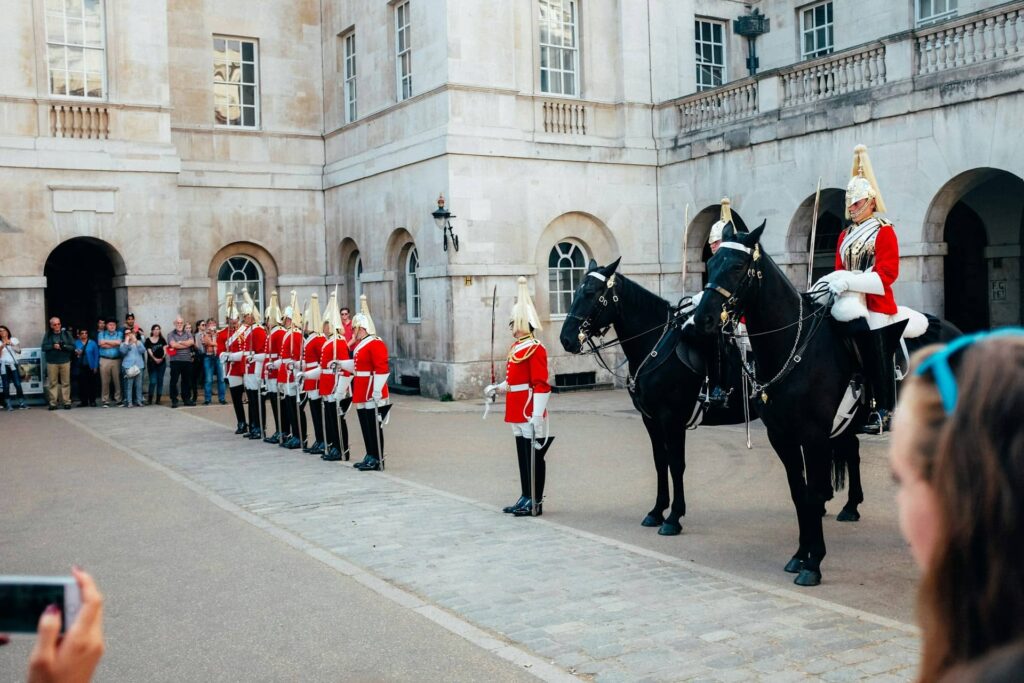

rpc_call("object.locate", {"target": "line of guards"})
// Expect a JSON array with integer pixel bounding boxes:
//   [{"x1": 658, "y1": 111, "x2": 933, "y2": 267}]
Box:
[{"x1": 215, "y1": 289, "x2": 391, "y2": 472}]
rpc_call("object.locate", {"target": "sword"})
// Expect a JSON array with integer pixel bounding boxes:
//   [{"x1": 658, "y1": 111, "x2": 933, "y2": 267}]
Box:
[
  {"x1": 483, "y1": 285, "x2": 497, "y2": 419},
  {"x1": 806, "y1": 177, "x2": 822, "y2": 291}
]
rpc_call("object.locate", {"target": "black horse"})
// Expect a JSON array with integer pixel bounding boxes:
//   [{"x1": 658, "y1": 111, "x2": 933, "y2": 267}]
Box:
[{"x1": 691, "y1": 223, "x2": 960, "y2": 586}]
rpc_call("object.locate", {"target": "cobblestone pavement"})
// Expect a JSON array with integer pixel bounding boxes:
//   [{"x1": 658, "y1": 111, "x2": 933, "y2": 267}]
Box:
[{"x1": 61, "y1": 404, "x2": 920, "y2": 682}]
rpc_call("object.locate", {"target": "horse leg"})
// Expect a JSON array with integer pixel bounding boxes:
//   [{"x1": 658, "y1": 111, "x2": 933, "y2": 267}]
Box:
[
  {"x1": 658, "y1": 422, "x2": 686, "y2": 536},
  {"x1": 794, "y1": 438, "x2": 831, "y2": 587},
  {"x1": 767, "y1": 430, "x2": 810, "y2": 575},
  {"x1": 835, "y1": 432, "x2": 863, "y2": 522},
  {"x1": 640, "y1": 414, "x2": 668, "y2": 528}
]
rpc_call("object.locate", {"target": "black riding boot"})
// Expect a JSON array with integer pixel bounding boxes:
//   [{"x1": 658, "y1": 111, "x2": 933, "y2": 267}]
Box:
[
  {"x1": 503, "y1": 437, "x2": 530, "y2": 513},
  {"x1": 230, "y1": 384, "x2": 247, "y2": 434}
]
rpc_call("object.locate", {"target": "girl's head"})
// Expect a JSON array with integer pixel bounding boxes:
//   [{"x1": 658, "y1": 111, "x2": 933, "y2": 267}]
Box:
[{"x1": 892, "y1": 331, "x2": 1024, "y2": 680}]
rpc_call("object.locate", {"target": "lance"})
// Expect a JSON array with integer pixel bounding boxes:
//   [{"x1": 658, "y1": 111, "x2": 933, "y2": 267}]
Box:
[
  {"x1": 483, "y1": 285, "x2": 497, "y2": 419},
  {"x1": 806, "y1": 177, "x2": 822, "y2": 290},
  {"x1": 681, "y1": 203, "x2": 690, "y2": 291}
]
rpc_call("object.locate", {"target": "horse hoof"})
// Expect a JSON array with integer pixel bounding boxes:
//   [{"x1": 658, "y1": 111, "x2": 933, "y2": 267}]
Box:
[
  {"x1": 783, "y1": 557, "x2": 804, "y2": 574},
  {"x1": 641, "y1": 514, "x2": 664, "y2": 528},
  {"x1": 836, "y1": 508, "x2": 861, "y2": 522},
  {"x1": 657, "y1": 521, "x2": 682, "y2": 536},
  {"x1": 794, "y1": 569, "x2": 822, "y2": 587}
]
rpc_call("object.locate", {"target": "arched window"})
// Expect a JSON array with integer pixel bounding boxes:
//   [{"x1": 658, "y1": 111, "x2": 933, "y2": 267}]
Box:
[
  {"x1": 405, "y1": 247, "x2": 421, "y2": 322},
  {"x1": 217, "y1": 255, "x2": 264, "y2": 315},
  {"x1": 548, "y1": 241, "x2": 587, "y2": 318},
  {"x1": 350, "y1": 252, "x2": 363, "y2": 309}
]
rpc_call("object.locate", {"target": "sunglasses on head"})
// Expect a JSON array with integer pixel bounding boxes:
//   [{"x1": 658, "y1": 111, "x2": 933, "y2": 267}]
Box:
[{"x1": 915, "y1": 327, "x2": 1024, "y2": 415}]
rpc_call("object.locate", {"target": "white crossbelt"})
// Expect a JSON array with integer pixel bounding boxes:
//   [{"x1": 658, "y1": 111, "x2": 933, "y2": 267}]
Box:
[{"x1": 508, "y1": 383, "x2": 530, "y2": 392}]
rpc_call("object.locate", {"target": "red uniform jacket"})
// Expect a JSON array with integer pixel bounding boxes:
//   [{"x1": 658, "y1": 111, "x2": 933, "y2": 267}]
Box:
[
  {"x1": 351, "y1": 335, "x2": 389, "y2": 407},
  {"x1": 318, "y1": 336, "x2": 352, "y2": 398},
  {"x1": 276, "y1": 329, "x2": 303, "y2": 384},
  {"x1": 835, "y1": 222, "x2": 899, "y2": 315},
  {"x1": 504, "y1": 336, "x2": 550, "y2": 424},
  {"x1": 244, "y1": 326, "x2": 267, "y2": 376},
  {"x1": 302, "y1": 334, "x2": 326, "y2": 393},
  {"x1": 262, "y1": 327, "x2": 286, "y2": 380},
  {"x1": 217, "y1": 326, "x2": 246, "y2": 378}
]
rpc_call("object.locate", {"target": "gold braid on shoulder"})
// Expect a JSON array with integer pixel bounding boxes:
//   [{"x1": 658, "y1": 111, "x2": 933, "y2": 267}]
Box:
[{"x1": 508, "y1": 335, "x2": 539, "y2": 364}]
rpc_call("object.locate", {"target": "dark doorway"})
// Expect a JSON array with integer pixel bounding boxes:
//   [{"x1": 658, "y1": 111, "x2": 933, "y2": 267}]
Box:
[
  {"x1": 944, "y1": 202, "x2": 989, "y2": 333},
  {"x1": 44, "y1": 238, "x2": 122, "y2": 335}
]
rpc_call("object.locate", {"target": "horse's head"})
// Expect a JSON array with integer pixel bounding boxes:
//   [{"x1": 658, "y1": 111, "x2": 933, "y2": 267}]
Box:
[
  {"x1": 692, "y1": 221, "x2": 766, "y2": 336},
  {"x1": 559, "y1": 257, "x2": 622, "y2": 353}
]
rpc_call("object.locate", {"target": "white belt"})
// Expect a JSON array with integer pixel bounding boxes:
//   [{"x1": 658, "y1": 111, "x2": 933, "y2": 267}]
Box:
[
  {"x1": 355, "y1": 371, "x2": 372, "y2": 377},
  {"x1": 508, "y1": 383, "x2": 530, "y2": 392}
]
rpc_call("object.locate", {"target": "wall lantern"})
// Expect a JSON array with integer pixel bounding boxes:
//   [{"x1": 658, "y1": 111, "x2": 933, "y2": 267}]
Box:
[{"x1": 431, "y1": 193, "x2": 460, "y2": 252}]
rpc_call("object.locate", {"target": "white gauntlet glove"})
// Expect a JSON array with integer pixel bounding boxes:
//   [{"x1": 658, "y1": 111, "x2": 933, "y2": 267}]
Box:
[
  {"x1": 484, "y1": 381, "x2": 508, "y2": 399},
  {"x1": 530, "y1": 391, "x2": 550, "y2": 430}
]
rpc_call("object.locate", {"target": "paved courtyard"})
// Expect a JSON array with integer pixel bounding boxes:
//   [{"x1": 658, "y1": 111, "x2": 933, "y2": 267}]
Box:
[{"x1": 1, "y1": 390, "x2": 921, "y2": 681}]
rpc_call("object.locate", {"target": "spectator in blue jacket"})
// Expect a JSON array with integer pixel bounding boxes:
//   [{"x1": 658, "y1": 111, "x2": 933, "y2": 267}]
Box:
[
  {"x1": 74, "y1": 329, "x2": 100, "y2": 407},
  {"x1": 120, "y1": 330, "x2": 146, "y2": 407}
]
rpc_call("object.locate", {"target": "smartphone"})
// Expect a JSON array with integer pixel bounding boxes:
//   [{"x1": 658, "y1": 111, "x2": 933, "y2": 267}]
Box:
[{"x1": 0, "y1": 576, "x2": 81, "y2": 634}]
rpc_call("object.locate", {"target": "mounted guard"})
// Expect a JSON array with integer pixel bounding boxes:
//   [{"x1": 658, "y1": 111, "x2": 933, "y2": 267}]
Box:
[{"x1": 485, "y1": 277, "x2": 554, "y2": 517}]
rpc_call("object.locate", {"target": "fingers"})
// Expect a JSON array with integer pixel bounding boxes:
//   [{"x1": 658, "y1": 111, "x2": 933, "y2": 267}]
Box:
[{"x1": 29, "y1": 604, "x2": 62, "y2": 675}]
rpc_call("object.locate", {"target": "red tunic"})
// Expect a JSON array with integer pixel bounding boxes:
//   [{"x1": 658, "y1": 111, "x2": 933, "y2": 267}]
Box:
[
  {"x1": 262, "y1": 327, "x2": 286, "y2": 380},
  {"x1": 318, "y1": 336, "x2": 352, "y2": 397},
  {"x1": 351, "y1": 335, "x2": 389, "y2": 407},
  {"x1": 276, "y1": 329, "x2": 303, "y2": 384},
  {"x1": 835, "y1": 222, "x2": 899, "y2": 315},
  {"x1": 244, "y1": 326, "x2": 267, "y2": 376},
  {"x1": 504, "y1": 336, "x2": 551, "y2": 424},
  {"x1": 302, "y1": 334, "x2": 326, "y2": 393},
  {"x1": 217, "y1": 326, "x2": 246, "y2": 378}
]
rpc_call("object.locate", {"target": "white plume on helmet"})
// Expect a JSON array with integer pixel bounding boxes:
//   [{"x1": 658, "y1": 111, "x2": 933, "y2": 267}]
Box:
[
  {"x1": 352, "y1": 294, "x2": 376, "y2": 336},
  {"x1": 846, "y1": 144, "x2": 886, "y2": 218},
  {"x1": 511, "y1": 276, "x2": 542, "y2": 333},
  {"x1": 708, "y1": 197, "x2": 733, "y2": 245}
]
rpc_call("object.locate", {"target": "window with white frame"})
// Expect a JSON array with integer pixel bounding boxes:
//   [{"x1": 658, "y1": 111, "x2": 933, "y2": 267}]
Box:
[
  {"x1": 213, "y1": 36, "x2": 259, "y2": 128},
  {"x1": 217, "y1": 256, "x2": 264, "y2": 317},
  {"x1": 539, "y1": 0, "x2": 579, "y2": 97},
  {"x1": 800, "y1": 1, "x2": 833, "y2": 59},
  {"x1": 45, "y1": 0, "x2": 106, "y2": 99},
  {"x1": 351, "y1": 252, "x2": 363, "y2": 308},
  {"x1": 695, "y1": 19, "x2": 725, "y2": 91},
  {"x1": 917, "y1": 0, "x2": 958, "y2": 27},
  {"x1": 343, "y1": 31, "x2": 357, "y2": 123},
  {"x1": 405, "y1": 247, "x2": 420, "y2": 322},
  {"x1": 548, "y1": 241, "x2": 587, "y2": 318},
  {"x1": 395, "y1": 1, "x2": 412, "y2": 101}
]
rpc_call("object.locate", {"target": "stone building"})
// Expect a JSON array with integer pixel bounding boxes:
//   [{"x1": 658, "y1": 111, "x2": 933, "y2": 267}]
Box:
[{"x1": 1, "y1": 0, "x2": 1022, "y2": 398}]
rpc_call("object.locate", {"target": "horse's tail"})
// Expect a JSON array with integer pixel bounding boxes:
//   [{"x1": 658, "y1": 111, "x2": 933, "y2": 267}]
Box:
[{"x1": 831, "y1": 444, "x2": 848, "y2": 493}]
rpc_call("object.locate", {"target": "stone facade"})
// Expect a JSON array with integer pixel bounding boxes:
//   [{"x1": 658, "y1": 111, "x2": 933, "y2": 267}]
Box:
[{"x1": 1, "y1": 0, "x2": 1022, "y2": 398}]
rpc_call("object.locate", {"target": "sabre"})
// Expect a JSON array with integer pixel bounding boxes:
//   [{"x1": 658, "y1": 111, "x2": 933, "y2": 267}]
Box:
[
  {"x1": 483, "y1": 285, "x2": 497, "y2": 419},
  {"x1": 806, "y1": 177, "x2": 822, "y2": 290},
  {"x1": 681, "y1": 203, "x2": 690, "y2": 291}
]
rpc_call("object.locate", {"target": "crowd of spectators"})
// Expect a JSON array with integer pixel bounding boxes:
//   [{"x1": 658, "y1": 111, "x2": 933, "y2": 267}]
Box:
[{"x1": 0, "y1": 312, "x2": 229, "y2": 411}]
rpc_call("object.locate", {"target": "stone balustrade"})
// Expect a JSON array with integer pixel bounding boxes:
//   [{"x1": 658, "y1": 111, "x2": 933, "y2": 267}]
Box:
[
  {"x1": 49, "y1": 103, "x2": 110, "y2": 139},
  {"x1": 542, "y1": 100, "x2": 587, "y2": 135},
  {"x1": 915, "y1": 3, "x2": 1024, "y2": 74},
  {"x1": 667, "y1": 0, "x2": 1024, "y2": 139}
]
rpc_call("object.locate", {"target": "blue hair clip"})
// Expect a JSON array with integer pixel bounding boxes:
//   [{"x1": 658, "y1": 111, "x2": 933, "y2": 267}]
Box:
[{"x1": 915, "y1": 327, "x2": 1024, "y2": 415}]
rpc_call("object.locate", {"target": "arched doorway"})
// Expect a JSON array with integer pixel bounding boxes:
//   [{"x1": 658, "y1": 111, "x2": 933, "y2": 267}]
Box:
[
  {"x1": 787, "y1": 188, "x2": 845, "y2": 286},
  {"x1": 686, "y1": 204, "x2": 749, "y2": 288},
  {"x1": 44, "y1": 238, "x2": 126, "y2": 334},
  {"x1": 926, "y1": 169, "x2": 1024, "y2": 330}
]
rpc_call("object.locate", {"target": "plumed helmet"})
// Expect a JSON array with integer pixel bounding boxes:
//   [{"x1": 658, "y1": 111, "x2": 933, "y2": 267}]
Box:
[
  {"x1": 323, "y1": 288, "x2": 343, "y2": 335},
  {"x1": 846, "y1": 144, "x2": 886, "y2": 218},
  {"x1": 264, "y1": 290, "x2": 282, "y2": 326},
  {"x1": 307, "y1": 293, "x2": 323, "y2": 336},
  {"x1": 351, "y1": 294, "x2": 376, "y2": 336},
  {"x1": 708, "y1": 197, "x2": 733, "y2": 245},
  {"x1": 511, "y1": 276, "x2": 542, "y2": 333},
  {"x1": 223, "y1": 292, "x2": 240, "y2": 322}
]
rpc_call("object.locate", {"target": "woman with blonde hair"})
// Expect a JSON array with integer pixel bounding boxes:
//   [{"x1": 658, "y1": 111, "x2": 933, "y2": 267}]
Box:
[{"x1": 891, "y1": 328, "x2": 1024, "y2": 682}]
